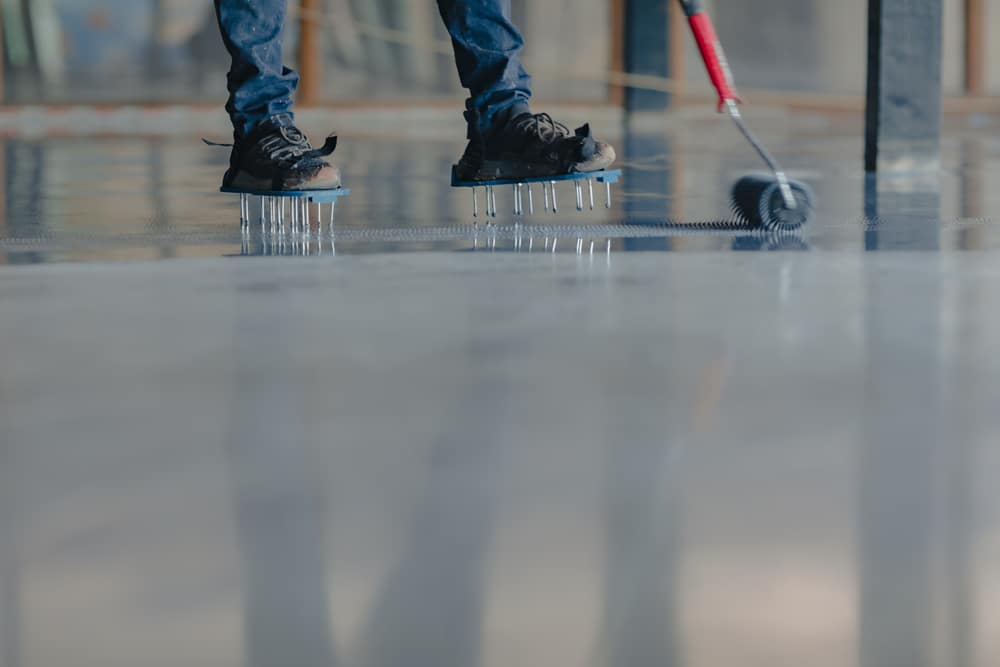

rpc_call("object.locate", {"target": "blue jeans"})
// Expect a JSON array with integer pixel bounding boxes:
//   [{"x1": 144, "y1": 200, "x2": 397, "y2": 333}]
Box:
[{"x1": 214, "y1": 0, "x2": 532, "y2": 139}]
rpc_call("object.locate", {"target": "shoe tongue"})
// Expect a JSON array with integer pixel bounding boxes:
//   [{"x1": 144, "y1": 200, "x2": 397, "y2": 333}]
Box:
[
  {"x1": 268, "y1": 113, "x2": 294, "y2": 127},
  {"x1": 508, "y1": 111, "x2": 534, "y2": 126},
  {"x1": 260, "y1": 113, "x2": 302, "y2": 138}
]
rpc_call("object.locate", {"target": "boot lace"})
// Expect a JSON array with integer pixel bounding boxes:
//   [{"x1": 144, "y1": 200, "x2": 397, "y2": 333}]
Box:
[
  {"x1": 511, "y1": 113, "x2": 571, "y2": 143},
  {"x1": 258, "y1": 125, "x2": 313, "y2": 164}
]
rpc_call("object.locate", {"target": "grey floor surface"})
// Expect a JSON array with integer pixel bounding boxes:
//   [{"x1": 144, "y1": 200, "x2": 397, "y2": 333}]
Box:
[{"x1": 1, "y1": 114, "x2": 1000, "y2": 666}]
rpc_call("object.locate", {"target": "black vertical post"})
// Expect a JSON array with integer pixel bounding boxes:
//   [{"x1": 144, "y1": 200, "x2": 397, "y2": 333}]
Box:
[
  {"x1": 865, "y1": 0, "x2": 943, "y2": 172},
  {"x1": 624, "y1": 0, "x2": 670, "y2": 111}
]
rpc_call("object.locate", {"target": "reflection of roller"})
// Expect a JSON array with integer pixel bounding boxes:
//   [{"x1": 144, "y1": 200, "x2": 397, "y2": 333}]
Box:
[{"x1": 678, "y1": 0, "x2": 815, "y2": 231}]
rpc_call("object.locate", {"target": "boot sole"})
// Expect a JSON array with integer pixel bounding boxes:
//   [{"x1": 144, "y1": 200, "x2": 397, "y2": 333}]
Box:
[
  {"x1": 455, "y1": 141, "x2": 617, "y2": 183},
  {"x1": 226, "y1": 165, "x2": 342, "y2": 192}
]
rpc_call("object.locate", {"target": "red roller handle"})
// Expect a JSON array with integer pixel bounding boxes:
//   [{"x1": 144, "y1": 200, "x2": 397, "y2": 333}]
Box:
[{"x1": 688, "y1": 12, "x2": 741, "y2": 112}]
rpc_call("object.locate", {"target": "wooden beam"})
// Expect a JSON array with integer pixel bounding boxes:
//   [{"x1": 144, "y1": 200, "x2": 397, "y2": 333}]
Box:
[
  {"x1": 668, "y1": 0, "x2": 686, "y2": 101},
  {"x1": 965, "y1": 0, "x2": 985, "y2": 95},
  {"x1": 297, "y1": 0, "x2": 322, "y2": 106},
  {"x1": 609, "y1": 0, "x2": 625, "y2": 105}
]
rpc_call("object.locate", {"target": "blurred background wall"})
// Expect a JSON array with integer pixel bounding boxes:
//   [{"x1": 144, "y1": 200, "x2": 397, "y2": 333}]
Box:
[{"x1": 0, "y1": 0, "x2": 993, "y2": 107}]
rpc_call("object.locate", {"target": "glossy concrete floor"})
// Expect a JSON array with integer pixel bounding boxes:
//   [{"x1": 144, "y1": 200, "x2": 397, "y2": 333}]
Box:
[{"x1": 2, "y1": 113, "x2": 1000, "y2": 667}]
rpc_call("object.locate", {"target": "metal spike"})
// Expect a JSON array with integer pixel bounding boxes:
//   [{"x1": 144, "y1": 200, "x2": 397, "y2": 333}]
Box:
[
  {"x1": 606, "y1": 182, "x2": 612, "y2": 209},
  {"x1": 576, "y1": 238, "x2": 583, "y2": 254},
  {"x1": 473, "y1": 187, "x2": 479, "y2": 218},
  {"x1": 329, "y1": 199, "x2": 336, "y2": 235},
  {"x1": 590, "y1": 240, "x2": 595, "y2": 255},
  {"x1": 551, "y1": 182, "x2": 558, "y2": 213},
  {"x1": 543, "y1": 183, "x2": 550, "y2": 212},
  {"x1": 305, "y1": 200, "x2": 311, "y2": 230},
  {"x1": 588, "y1": 179, "x2": 595, "y2": 210},
  {"x1": 491, "y1": 186, "x2": 498, "y2": 218},
  {"x1": 552, "y1": 237, "x2": 558, "y2": 253},
  {"x1": 575, "y1": 182, "x2": 584, "y2": 211},
  {"x1": 529, "y1": 236, "x2": 533, "y2": 252},
  {"x1": 528, "y1": 185, "x2": 534, "y2": 215}
]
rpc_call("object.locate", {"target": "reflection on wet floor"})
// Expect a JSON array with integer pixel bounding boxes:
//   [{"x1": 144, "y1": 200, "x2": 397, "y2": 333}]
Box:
[
  {"x1": 2, "y1": 114, "x2": 1000, "y2": 263},
  {"x1": 2, "y1": 115, "x2": 1000, "y2": 667},
  {"x1": 2, "y1": 251, "x2": 1000, "y2": 667}
]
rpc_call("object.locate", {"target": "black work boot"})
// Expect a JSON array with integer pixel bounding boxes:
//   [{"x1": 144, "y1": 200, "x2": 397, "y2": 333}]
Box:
[
  {"x1": 222, "y1": 114, "x2": 341, "y2": 192},
  {"x1": 454, "y1": 111, "x2": 616, "y2": 182}
]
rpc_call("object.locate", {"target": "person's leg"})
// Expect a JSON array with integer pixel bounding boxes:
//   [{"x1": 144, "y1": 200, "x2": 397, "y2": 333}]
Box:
[
  {"x1": 211, "y1": 0, "x2": 339, "y2": 191},
  {"x1": 214, "y1": 0, "x2": 299, "y2": 139},
  {"x1": 436, "y1": 0, "x2": 532, "y2": 140},
  {"x1": 441, "y1": 0, "x2": 616, "y2": 182}
]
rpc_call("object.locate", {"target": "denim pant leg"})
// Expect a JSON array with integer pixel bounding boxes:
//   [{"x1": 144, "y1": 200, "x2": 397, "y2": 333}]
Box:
[
  {"x1": 214, "y1": 0, "x2": 299, "y2": 138},
  {"x1": 437, "y1": 0, "x2": 533, "y2": 138}
]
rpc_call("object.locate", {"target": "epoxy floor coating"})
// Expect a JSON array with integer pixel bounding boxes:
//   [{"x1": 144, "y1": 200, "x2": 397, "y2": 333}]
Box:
[{"x1": 2, "y1": 114, "x2": 1000, "y2": 667}]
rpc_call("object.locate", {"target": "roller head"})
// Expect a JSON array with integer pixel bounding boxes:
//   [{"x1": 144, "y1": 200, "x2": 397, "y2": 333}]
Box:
[{"x1": 731, "y1": 173, "x2": 814, "y2": 232}]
